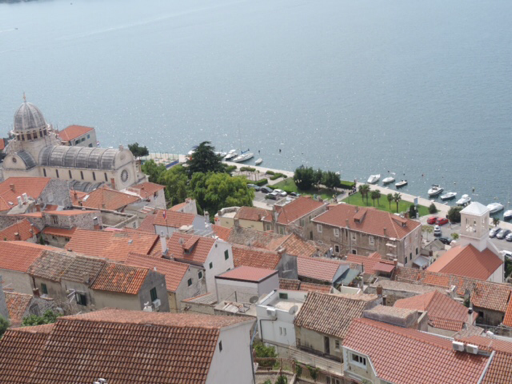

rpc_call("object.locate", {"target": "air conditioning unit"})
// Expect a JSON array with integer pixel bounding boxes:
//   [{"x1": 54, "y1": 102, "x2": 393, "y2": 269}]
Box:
[
  {"x1": 153, "y1": 299, "x2": 161, "y2": 308},
  {"x1": 266, "y1": 308, "x2": 277, "y2": 318},
  {"x1": 452, "y1": 341, "x2": 465, "y2": 352},
  {"x1": 465, "y1": 344, "x2": 479, "y2": 354}
]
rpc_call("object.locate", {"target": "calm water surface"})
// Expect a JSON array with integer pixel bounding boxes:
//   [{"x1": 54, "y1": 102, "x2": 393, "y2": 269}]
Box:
[{"x1": 1, "y1": 0, "x2": 511, "y2": 211}]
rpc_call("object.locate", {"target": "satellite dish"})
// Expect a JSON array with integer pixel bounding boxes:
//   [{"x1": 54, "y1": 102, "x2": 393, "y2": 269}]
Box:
[
  {"x1": 249, "y1": 296, "x2": 259, "y2": 304},
  {"x1": 289, "y1": 305, "x2": 298, "y2": 315}
]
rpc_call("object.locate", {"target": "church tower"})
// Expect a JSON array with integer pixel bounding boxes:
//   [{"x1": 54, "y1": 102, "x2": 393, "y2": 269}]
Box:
[{"x1": 459, "y1": 202, "x2": 492, "y2": 252}]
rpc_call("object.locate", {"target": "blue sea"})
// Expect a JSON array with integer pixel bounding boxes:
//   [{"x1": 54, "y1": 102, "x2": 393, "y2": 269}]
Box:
[{"x1": 1, "y1": 0, "x2": 511, "y2": 212}]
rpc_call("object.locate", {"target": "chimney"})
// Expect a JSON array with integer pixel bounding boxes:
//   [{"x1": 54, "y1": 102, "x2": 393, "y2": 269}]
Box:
[
  {"x1": 383, "y1": 227, "x2": 387, "y2": 236},
  {"x1": 17, "y1": 196, "x2": 22, "y2": 207},
  {"x1": 32, "y1": 288, "x2": 40, "y2": 298},
  {"x1": 101, "y1": 203, "x2": 106, "y2": 209},
  {"x1": 160, "y1": 232, "x2": 168, "y2": 256},
  {"x1": 22, "y1": 193, "x2": 28, "y2": 203},
  {"x1": 93, "y1": 216, "x2": 100, "y2": 230},
  {"x1": 376, "y1": 285, "x2": 383, "y2": 297},
  {"x1": 394, "y1": 258, "x2": 398, "y2": 266},
  {"x1": 204, "y1": 211, "x2": 210, "y2": 225},
  {"x1": 9, "y1": 184, "x2": 15, "y2": 192},
  {"x1": 467, "y1": 307, "x2": 475, "y2": 325},
  {"x1": 110, "y1": 178, "x2": 116, "y2": 190},
  {"x1": 14, "y1": 232, "x2": 20, "y2": 241}
]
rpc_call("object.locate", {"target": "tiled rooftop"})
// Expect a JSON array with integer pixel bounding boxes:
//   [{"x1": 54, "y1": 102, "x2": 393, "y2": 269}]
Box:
[
  {"x1": 211, "y1": 224, "x2": 232, "y2": 241},
  {"x1": 347, "y1": 252, "x2": 395, "y2": 275},
  {"x1": 228, "y1": 226, "x2": 289, "y2": 250},
  {"x1": 4, "y1": 291, "x2": 33, "y2": 326},
  {"x1": 297, "y1": 257, "x2": 347, "y2": 282},
  {"x1": 91, "y1": 263, "x2": 149, "y2": 294},
  {"x1": 503, "y1": 296, "x2": 512, "y2": 327},
  {"x1": 128, "y1": 182, "x2": 165, "y2": 199},
  {"x1": 232, "y1": 244, "x2": 281, "y2": 270},
  {"x1": 74, "y1": 186, "x2": 140, "y2": 211},
  {"x1": 152, "y1": 209, "x2": 196, "y2": 228},
  {"x1": 279, "y1": 233, "x2": 319, "y2": 258},
  {"x1": 0, "y1": 241, "x2": 52, "y2": 273},
  {"x1": 41, "y1": 226, "x2": 76, "y2": 237},
  {"x1": 217, "y1": 266, "x2": 277, "y2": 283},
  {"x1": 166, "y1": 232, "x2": 215, "y2": 264},
  {"x1": 0, "y1": 177, "x2": 51, "y2": 212},
  {"x1": 57, "y1": 125, "x2": 93, "y2": 141},
  {"x1": 235, "y1": 206, "x2": 272, "y2": 222},
  {"x1": 0, "y1": 219, "x2": 39, "y2": 241},
  {"x1": 274, "y1": 196, "x2": 326, "y2": 225}
]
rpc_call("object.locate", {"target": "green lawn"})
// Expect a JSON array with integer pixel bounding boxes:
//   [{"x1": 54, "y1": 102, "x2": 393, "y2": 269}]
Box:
[
  {"x1": 342, "y1": 192, "x2": 430, "y2": 217},
  {"x1": 270, "y1": 178, "x2": 336, "y2": 201}
]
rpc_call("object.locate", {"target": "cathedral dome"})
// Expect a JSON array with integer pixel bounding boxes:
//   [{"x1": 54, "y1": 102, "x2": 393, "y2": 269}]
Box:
[{"x1": 13, "y1": 102, "x2": 47, "y2": 132}]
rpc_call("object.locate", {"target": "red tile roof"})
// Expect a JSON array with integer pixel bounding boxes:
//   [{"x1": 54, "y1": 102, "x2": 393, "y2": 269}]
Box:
[
  {"x1": 0, "y1": 308, "x2": 252, "y2": 383},
  {"x1": 228, "y1": 227, "x2": 289, "y2": 250},
  {"x1": 76, "y1": 187, "x2": 140, "y2": 211},
  {"x1": 137, "y1": 213, "x2": 157, "y2": 233},
  {"x1": 232, "y1": 244, "x2": 281, "y2": 270},
  {"x1": 297, "y1": 257, "x2": 346, "y2": 282},
  {"x1": 0, "y1": 178, "x2": 51, "y2": 212},
  {"x1": 153, "y1": 209, "x2": 196, "y2": 228},
  {"x1": 57, "y1": 125, "x2": 94, "y2": 142},
  {"x1": 0, "y1": 219, "x2": 39, "y2": 241},
  {"x1": 313, "y1": 204, "x2": 421, "y2": 239},
  {"x1": 44, "y1": 209, "x2": 98, "y2": 216},
  {"x1": 279, "y1": 278, "x2": 332, "y2": 293},
  {"x1": 125, "y1": 253, "x2": 190, "y2": 292},
  {"x1": 128, "y1": 182, "x2": 165, "y2": 199},
  {"x1": 170, "y1": 201, "x2": 187, "y2": 211},
  {"x1": 217, "y1": 266, "x2": 278, "y2": 283},
  {"x1": 274, "y1": 196, "x2": 326, "y2": 225},
  {"x1": 211, "y1": 224, "x2": 232, "y2": 241},
  {"x1": 280, "y1": 233, "x2": 318, "y2": 258},
  {"x1": 166, "y1": 233, "x2": 215, "y2": 264},
  {"x1": 427, "y1": 244, "x2": 503, "y2": 281},
  {"x1": 66, "y1": 228, "x2": 159, "y2": 262},
  {"x1": 42, "y1": 226, "x2": 76, "y2": 237},
  {"x1": 0, "y1": 138, "x2": 5, "y2": 151},
  {"x1": 4, "y1": 291, "x2": 32, "y2": 325},
  {"x1": 346, "y1": 253, "x2": 394, "y2": 275},
  {"x1": 344, "y1": 318, "x2": 490, "y2": 384},
  {"x1": 0, "y1": 242, "x2": 51, "y2": 273},
  {"x1": 294, "y1": 292, "x2": 378, "y2": 339},
  {"x1": 235, "y1": 206, "x2": 272, "y2": 222},
  {"x1": 91, "y1": 263, "x2": 148, "y2": 294},
  {"x1": 394, "y1": 291, "x2": 471, "y2": 331},
  {"x1": 503, "y1": 296, "x2": 512, "y2": 327}
]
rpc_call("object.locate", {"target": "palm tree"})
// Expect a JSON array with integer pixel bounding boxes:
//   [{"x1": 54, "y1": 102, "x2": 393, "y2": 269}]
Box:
[
  {"x1": 393, "y1": 192, "x2": 402, "y2": 212},
  {"x1": 358, "y1": 184, "x2": 370, "y2": 205},
  {"x1": 493, "y1": 217, "x2": 500, "y2": 227},
  {"x1": 374, "y1": 189, "x2": 382, "y2": 206},
  {"x1": 371, "y1": 190, "x2": 380, "y2": 206},
  {"x1": 387, "y1": 193, "x2": 393, "y2": 210}
]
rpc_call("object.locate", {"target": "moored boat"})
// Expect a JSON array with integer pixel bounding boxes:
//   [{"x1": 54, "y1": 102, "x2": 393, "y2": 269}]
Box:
[
  {"x1": 255, "y1": 158, "x2": 263, "y2": 165},
  {"x1": 382, "y1": 176, "x2": 395, "y2": 185},
  {"x1": 487, "y1": 202, "x2": 504, "y2": 214},
  {"x1": 233, "y1": 151, "x2": 254, "y2": 163},
  {"x1": 456, "y1": 194, "x2": 471, "y2": 206},
  {"x1": 504, "y1": 210, "x2": 512, "y2": 220},
  {"x1": 367, "y1": 174, "x2": 381, "y2": 184},
  {"x1": 395, "y1": 180, "x2": 408, "y2": 188},
  {"x1": 225, "y1": 149, "x2": 238, "y2": 160},
  {"x1": 440, "y1": 192, "x2": 457, "y2": 201},
  {"x1": 428, "y1": 185, "x2": 444, "y2": 197}
]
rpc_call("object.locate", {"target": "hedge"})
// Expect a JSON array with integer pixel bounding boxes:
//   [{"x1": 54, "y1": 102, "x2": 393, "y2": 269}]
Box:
[
  {"x1": 225, "y1": 165, "x2": 237, "y2": 173},
  {"x1": 270, "y1": 173, "x2": 285, "y2": 180},
  {"x1": 265, "y1": 170, "x2": 275, "y2": 175},
  {"x1": 254, "y1": 178, "x2": 268, "y2": 187},
  {"x1": 339, "y1": 180, "x2": 356, "y2": 190},
  {"x1": 240, "y1": 166, "x2": 256, "y2": 172}
]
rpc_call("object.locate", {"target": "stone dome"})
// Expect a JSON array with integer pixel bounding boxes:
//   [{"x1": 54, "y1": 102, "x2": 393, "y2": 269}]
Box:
[{"x1": 13, "y1": 102, "x2": 47, "y2": 132}]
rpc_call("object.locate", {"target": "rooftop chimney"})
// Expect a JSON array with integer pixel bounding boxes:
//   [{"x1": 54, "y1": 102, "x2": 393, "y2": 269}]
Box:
[
  {"x1": 376, "y1": 285, "x2": 383, "y2": 297},
  {"x1": 93, "y1": 216, "x2": 100, "y2": 230},
  {"x1": 160, "y1": 232, "x2": 168, "y2": 256},
  {"x1": 110, "y1": 178, "x2": 116, "y2": 190},
  {"x1": 14, "y1": 232, "x2": 20, "y2": 241},
  {"x1": 22, "y1": 193, "x2": 28, "y2": 203},
  {"x1": 355, "y1": 206, "x2": 359, "y2": 213},
  {"x1": 32, "y1": 288, "x2": 40, "y2": 298},
  {"x1": 9, "y1": 184, "x2": 15, "y2": 192},
  {"x1": 17, "y1": 196, "x2": 22, "y2": 208},
  {"x1": 204, "y1": 211, "x2": 210, "y2": 226}
]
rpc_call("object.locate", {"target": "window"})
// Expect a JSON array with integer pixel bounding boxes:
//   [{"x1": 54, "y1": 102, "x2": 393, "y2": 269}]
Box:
[
  {"x1": 334, "y1": 245, "x2": 340, "y2": 253},
  {"x1": 317, "y1": 224, "x2": 323, "y2": 233},
  {"x1": 198, "y1": 271, "x2": 203, "y2": 279},
  {"x1": 219, "y1": 341, "x2": 223, "y2": 352},
  {"x1": 87, "y1": 134, "x2": 90, "y2": 139},
  {"x1": 187, "y1": 278, "x2": 192, "y2": 287},
  {"x1": 27, "y1": 133, "x2": 32, "y2": 140},
  {"x1": 416, "y1": 247, "x2": 419, "y2": 255},
  {"x1": 334, "y1": 228, "x2": 339, "y2": 237},
  {"x1": 279, "y1": 292, "x2": 288, "y2": 300},
  {"x1": 68, "y1": 170, "x2": 72, "y2": 179},
  {"x1": 150, "y1": 287, "x2": 158, "y2": 302},
  {"x1": 300, "y1": 218, "x2": 305, "y2": 226},
  {"x1": 279, "y1": 327, "x2": 283, "y2": 335},
  {"x1": 266, "y1": 224, "x2": 271, "y2": 231},
  {"x1": 88, "y1": 143, "x2": 93, "y2": 147},
  {"x1": 80, "y1": 171, "x2": 84, "y2": 180},
  {"x1": 52, "y1": 215, "x2": 58, "y2": 225},
  {"x1": 55, "y1": 169, "x2": 59, "y2": 178},
  {"x1": 43, "y1": 169, "x2": 47, "y2": 177},
  {"x1": 224, "y1": 250, "x2": 229, "y2": 260},
  {"x1": 92, "y1": 172, "x2": 96, "y2": 181},
  {"x1": 209, "y1": 262, "x2": 213, "y2": 269},
  {"x1": 76, "y1": 293, "x2": 87, "y2": 306},
  {"x1": 335, "y1": 340, "x2": 340, "y2": 350},
  {"x1": 369, "y1": 235, "x2": 374, "y2": 245},
  {"x1": 351, "y1": 353, "x2": 367, "y2": 367},
  {"x1": 410, "y1": 253, "x2": 412, "y2": 261},
  {"x1": 104, "y1": 173, "x2": 108, "y2": 182},
  {"x1": 41, "y1": 283, "x2": 48, "y2": 295}
]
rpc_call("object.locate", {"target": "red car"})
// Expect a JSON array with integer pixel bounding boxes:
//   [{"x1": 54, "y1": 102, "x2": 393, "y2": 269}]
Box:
[
  {"x1": 427, "y1": 217, "x2": 437, "y2": 225},
  {"x1": 436, "y1": 218, "x2": 449, "y2": 226}
]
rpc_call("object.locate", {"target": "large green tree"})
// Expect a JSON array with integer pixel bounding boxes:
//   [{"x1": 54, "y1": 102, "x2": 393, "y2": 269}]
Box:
[
  {"x1": 447, "y1": 206, "x2": 463, "y2": 223},
  {"x1": 293, "y1": 166, "x2": 316, "y2": 190},
  {"x1": 128, "y1": 142, "x2": 149, "y2": 158},
  {"x1": 393, "y1": 193, "x2": 402, "y2": 212},
  {"x1": 158, "y1": 165, "x2": 189, "y2": 206},
  {"x1": 22, "y1": 310, "x2": 60, "y2": 327},
  {"x1": 322, "y1": 171, "x2": 341, "y2": 189},
  {"x1": 186, "y1": 141, "x2": 225, "y2": 175},
  {"x1": 141, "y1": 159, "x2": 166, "y2": 183}
]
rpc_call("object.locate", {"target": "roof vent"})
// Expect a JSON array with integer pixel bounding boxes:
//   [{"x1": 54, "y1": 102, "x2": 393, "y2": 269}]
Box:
[
  {"x1": 465, "y1": 344, "x2": 479, "y2": 354},
  {"x1": 9, "y1": 184, "x2": 15, "y2": 192},
  {"x1": 128, "y1": 239, "x2": 133, "y2": 245},
  {"x1": 452, "y1": 341, "x2": 465, "y2": 352}
]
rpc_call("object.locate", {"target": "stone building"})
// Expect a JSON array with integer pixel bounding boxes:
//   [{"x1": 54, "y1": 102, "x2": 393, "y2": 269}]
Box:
[{"x1": 56, "y1": 125, "x2": 97, "y2": 147}]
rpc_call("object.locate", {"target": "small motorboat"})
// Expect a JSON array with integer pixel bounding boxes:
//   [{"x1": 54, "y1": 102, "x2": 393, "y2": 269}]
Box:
[
  {"x1": 233, "y1": 151, "x2": 254, "y2": 163},
  {"x1": 255, "y1": 158, "x2": 263, "y2": 165},
  {"x1": 428, "y1": 185, "x2": 444, "y2": 197},
  {"x1": 224, "y1": 149, "x2": 238, "y2": 160},
  {"x1": 456, "y1": 194, "x2": 471, "y2": 206},
  {"x1": 215, "y1": 151, "x2": 227, "y2": 158},
  {"x1": 440, "y1": 192, "x2": 457, "y2": 201},
  {"x1": 382, "y1": 176, "x2": 395, "y2": 185},
  {"x1": 395, "y1": 180, "x2": 408, "y2": 188},
  {"x1": 367, "y1": 174, "x2": 381, "y2": 184},
  {"x1": 487, "y1": 202, "x2": 504, "y2": 214},
  {"x1": 504, "y1": 210, "x2": 512, "y2": 220}
]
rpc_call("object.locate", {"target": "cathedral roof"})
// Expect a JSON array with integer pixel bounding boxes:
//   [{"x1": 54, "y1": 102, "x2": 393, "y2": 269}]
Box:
[
  {"x1": 39, "y1": 146, "x2": 121, "y2": 170},
  {"x1": 13, "y1": 102, "x2": 47, "y2": 132}
]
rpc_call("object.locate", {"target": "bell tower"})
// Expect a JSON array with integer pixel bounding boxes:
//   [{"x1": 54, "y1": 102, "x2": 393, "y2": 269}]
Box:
[{"x1": 459, "y1": 202, "x2": 490, "y2": 252}]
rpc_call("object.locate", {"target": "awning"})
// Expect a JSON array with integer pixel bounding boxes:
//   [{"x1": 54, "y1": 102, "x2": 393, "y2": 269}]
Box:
[
  {"x1": 374, "y1": 262, "x2": 395, "y2": 273},
  {"x1": 413, "y1": 256, "x2": 430, "y2": 268},
  {"x1": 338, "y1": 268, "x2": 360, "y2": 285}
]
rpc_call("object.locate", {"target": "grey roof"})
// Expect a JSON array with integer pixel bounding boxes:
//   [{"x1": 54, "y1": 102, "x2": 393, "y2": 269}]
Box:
[
  {"x1": 14, "y1": 102, "x2": 47, "y2": 132},
  {"x1": 69, "y1": 180, "x2": 104, "y2": 193},
  {"x1": 39, "y1": 145, "x2": 119, "y2": 170},
  {"x1": 17, "y1": 150, "x2": 37, "y2": 170},
  {"x1": 461, "y1": 202, "x2": 489, "y2": 216}
]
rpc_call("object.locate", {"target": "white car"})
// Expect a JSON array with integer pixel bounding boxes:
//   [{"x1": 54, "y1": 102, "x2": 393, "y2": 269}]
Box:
[
  {"x1": 274, "y1": 189, "x2": 287, "y2": 197},
  {"x1": 433, "y1": 225, "x2": 442, "y2": 237}
]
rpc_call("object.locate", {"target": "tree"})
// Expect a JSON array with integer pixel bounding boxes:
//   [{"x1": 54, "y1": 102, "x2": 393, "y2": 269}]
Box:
[
  {"x1": 313, "y1": 169, "x2": 323, "y2": 188},
  {"x1": 447, "y1": 206, "x2": 463, "y2": 223},
  {"x1": 387, "y1": 193, "x2": 393, "y2": 210},
  {"x1": 158, "y1": 165, "x2": 189, "y2": 207},
  {"x1": 22, "y1": 310, "x2": 60, "y2": 327},
  {"x1": 374, "y1": 189, "x2": 381, "y2": 205},
  {"x1": 128, "y1": 142, "x2": 149, "y2": 158},
  {"x1": 422, "y1": 225, "x2": 434, "y2": 241},
  {"x1": 186, "y1": 141, "x2": 225, "y2": 175},
  {"x1": 0, "y1": 315, "x2": 9, "y2": 338},
  {"x1": 493, "y1": 217, "x2": 500, "y2": 227},
  {"x1": 294, "y1": 166, "x2": 315, "y2": 191},
  {"x1": 409, "y1": 204, "x2": 418, "y2": 218},
  {"x1": 451, "y1": 233, "x2": 459, "y2": 240},
  {"x1": 429, "y1": 203, "x2": 438, "y2": 214},
  {"x1": 275, "y1": 375, "x2": 288, "y2": 384},
  {"x1": 393, "y1": 193, "x2": 402, "y2": 212},
  {"x1": 359, "y1": 184, "x2": 370, "y2": 205},
  {"x1": 322, "y1": 171, "x2": 341, "y2": 189},
  {"x1": 141, "y1": 159, "x2": 166, "y2": 183},
  {"x1": 254, "y1": 341, "x2": 277, "y2": 368},
  {"x1": 371, "y1": 190, "x2": 380, "y2": 206}
]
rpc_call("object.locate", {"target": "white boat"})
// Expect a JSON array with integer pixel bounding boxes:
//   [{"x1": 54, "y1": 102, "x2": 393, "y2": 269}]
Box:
[
  {"x1": 504, "y1": 210, "x2": 512, "y2": 220},
  {"x1": 233, "y1": 151, "x2": 254, "y2": 163},
  {"x1": 440, "y1": 192, "x2": 457, "y2": 201},
  {"x1": 215, "y1": 151, "x2": 227, "y2": 158},
  {"x1": 395, "y1": 180, "x2": 408, "y2": 188},
  {"x1": 367, "y1": 174, "x2": 381, "y2": 184},
  {"x1": 255, "y1": 158, "x2": 263, "y2": 165},
  {"x1": 382, "y1": 176, "x2": 395, "y2": 185},
  {"x1": 456, "y1": 194, "x2": 471, "y2": 206},
  {"x1": 428, "y1": 185, "x2": 444, "y2": 197},
  {"x1": 487, "y1": 202, "x2": 504, "y2": 214},
  {"x1": 224, "y1": 149, "x2": 238, "y2": 160}
]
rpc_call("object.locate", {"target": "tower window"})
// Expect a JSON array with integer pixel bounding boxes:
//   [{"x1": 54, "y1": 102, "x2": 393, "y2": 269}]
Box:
[
  {"x1": 55, "y1": 170, "x2": 59, "y2": 178},
  {"x1": 80, "y1": 171, "x2": 84, "y2": 180},
  {"x1": 27, "y1": 133, "x2": 32, "y2": 140},
  {"x1": 43, "y1": 169, "x2": 47, "y2": 177},
  {"x1": 69, "y1": 170, "x2": 72, "y2": 179},
  {"x1": 92, "y1": 172, "x2": 96, "y2": 181},
  {"x1": 104, "y1": 173, "x2": 108, "y2": 182}
]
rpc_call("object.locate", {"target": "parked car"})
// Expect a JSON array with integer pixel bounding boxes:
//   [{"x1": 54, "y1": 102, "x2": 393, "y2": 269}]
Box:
[
  {"x1": 247, "y1": 184, "x2": 261, "y2": 191},
  {"x1": 438, "y1": 237, "x2": 452, "y2": 245},
  {"x1": 274, "y1": 189, "x2": 287, "y2": 197},
  {"x1": 436, "y1": 218, "x2": 449, "y2": 226},
  {"x1": 433, "y1": 225, "x2": 442, "y2": 237},
  {"x1": 266, "y1": 192, "x2": 279, "y2": 200},
  {"x1": 260, "y1": 186, "x2": 273, "y2": 194},
  {"x1": 496, "y1": 229, "x2": 511, "y2": 240},
  {"x1": 489, "y1": 227, "x2": 502, "y2": 238},
  {"x1": 506, "y1": 233, "x2": 512, "y2": 242},
  {"x1": 289, "y1": 192, "x2": 300, "y2": 197},
  {"x1": 427, "y1": 217, "x2": 438, "y2": 225}
]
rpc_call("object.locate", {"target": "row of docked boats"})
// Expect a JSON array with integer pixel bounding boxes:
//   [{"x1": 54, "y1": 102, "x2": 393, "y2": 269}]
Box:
[{"x1": 367, "y1": 174, "x2": 408, "y2": 189}]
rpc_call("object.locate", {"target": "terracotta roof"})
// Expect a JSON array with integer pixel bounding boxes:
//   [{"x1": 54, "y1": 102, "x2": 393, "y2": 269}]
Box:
[
  {"x1": 279, "y1": 233, "x2": 318, "y2": 258},
  {"x1": 0, "y1": 219, "x2": 38, "y2": 241},
  {"x1": 0, "y1": 177, "x2": 51, "y2": 212},
  {"x1": 297, "y1": 257, "x2": 347, "y2": 282},
  {"x1": 228, "y1": 226, "x2": 289, "y2": 250},
  {"x1": 427, "y1": 244, "x2": 503, "y2": 281},
  {"x1": 279, "y1": 278, "x2": 301, "y2": 290},
  {"x1": 91, "y1": 263, "x2": 148, "y2": 294},
  {"x1": 128, "y1": 182, "x2": 165, "y2": 199},
  {"x1": 211, "y1": 224, "x2": 231, "y2": 241},
  {"x1": 76, "y1": 187, "x2": 140, "y2": 211},
  {"x1": 42, "y1": 226, "x2": 76, "y2": 237},
  {"x1": 503, "y1": 296, "x2": 512, "y2": 327},
  {"x1": 344, "y1": 318, "x2": 490, "y2": 384},
  {"x1": 274, "y1": 196, "x2": 326, "y2": 225},
  {"x1": 153, "y1": 209, "x2": 196, "y2": 227},
  {"x1": 217, "y1": 266, "x2": 277, "y2": 283},
  {"x1": 27, "y1": 250, "x2": 76, "y2": 282},
  {"x1": 137, "y1": 213, "x2": 157, "y2": 233},
  {"x1": 69, "y1": 190, "x2": 88, "y2": 205},
  {"x1": 0, "y1": 308, "x2": 252, "y2": 383},
  {"x1": 61, "y1": 255, "x2": 106, "y2": 284},
  {"x1": 125, "y1": 252, "x2": 189, "y2": 292},
  {"x1": 43, "y1": 209, "x2": 98, "y2": 216},
  {"x1": 67, "y1": 228, "x2": 158, "y2": 262},
  {"x1": 394, "y1": 291, "x2": 471, "y2": 331},
  {"x1": 472, "y1": 281, "x2": 512, "y2": 313},
  {"x1": 0, "y1": 138, "x2": 5, "y2": 151},
  {"x1": 0, "y1": 242, "x2": 51, "y2": 273},
  {"x1": 4, "y1": 291, "x2": 32, "y2": 325},
  {"x1": 313, "y1": 204, "x2": 420, "y2": 239},
  {"x1": 170, "y1": 201, "x2": 187, "y2": 211},
  {"x1": 346, "y1": 253, "x2": 394, "y2": 275},
  {"x1": 235, "y1": 206, "x2": 272, "y2": 222},
  {"x1": 57, "y1": 125, "x2": 94, "y2": 142},
  {"x1": 294, "y1": 292, "x2": 378, "y2": 339},
  {"x1": 166, "y1": 233, "x2": 215, "y2": 264},
  {"x1": 278, "y1": 278, "x2": 332, "y2": 293},
  {"x1": 232, "y1": 244, "x2": 281, "y2": 270}
]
